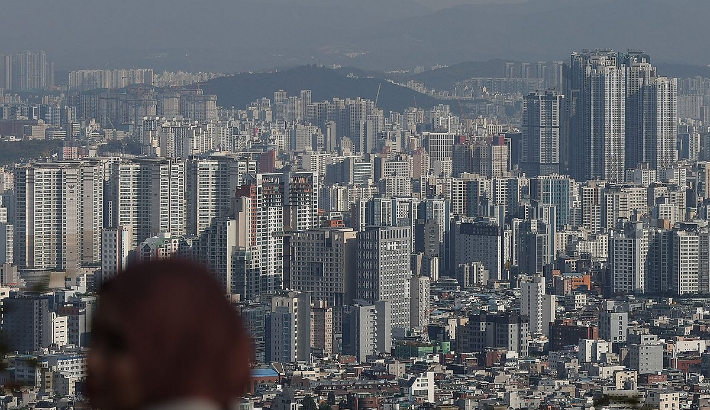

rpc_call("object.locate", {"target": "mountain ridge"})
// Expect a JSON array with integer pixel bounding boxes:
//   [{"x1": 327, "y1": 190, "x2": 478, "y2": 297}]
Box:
[{"x1": 201, "y1": 65, "x2": 447, "y2": 113}]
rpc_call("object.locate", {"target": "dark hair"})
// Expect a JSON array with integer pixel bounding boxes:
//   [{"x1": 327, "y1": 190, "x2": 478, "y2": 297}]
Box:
[{"x1": 93, "y1": 258, "x2": 253, "y2": 406}]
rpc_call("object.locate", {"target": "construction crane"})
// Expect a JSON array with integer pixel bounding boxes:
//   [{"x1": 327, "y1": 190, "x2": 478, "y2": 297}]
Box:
[
  {"x1": 457, "y1": 99, "x2": 467, "y2": 120},
  {"x1": 374, "y1": 83, "x2": 381, "y2": 107}
]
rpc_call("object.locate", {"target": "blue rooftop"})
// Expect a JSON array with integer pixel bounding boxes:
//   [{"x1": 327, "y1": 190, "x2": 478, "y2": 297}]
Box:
[{"x1": 251, "y1": 368, "x2": 279, "y2": 378}]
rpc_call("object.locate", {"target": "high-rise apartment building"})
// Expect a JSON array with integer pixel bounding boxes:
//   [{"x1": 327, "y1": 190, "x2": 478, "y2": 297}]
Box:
[
  {"x1": 356, "y1": 226, "x2": 412, "y2": 330},
  {"x1": 265, "y1": 291, "x2": 311, "y2": 363},
  {"x1": 451, "y1": 218, "x2": 503, "y2": 281},
  {"x1": 1, "y1": 294, "x2": 52, "y2": 353},
  {"x1": 343, "y1": 300, "x2": 392, "y2": 362},
  {"x1": 522, "y1": 91, "x2": 563, "y2": 176},
  {"x1": 607, "y1": 223, "x2": 710, "y2": 296},
  {"x1": 425, "y1": 132, "x2": 455, "y2": 163},
  {"x1": 283, "y1": 172, "x2": 319, "y2": 232},
  {"x1": 238, "y1": 175, "x2": 284, "y2": 295},
  {"x1": 235, "y1": 171, "x2": 319, "y2": 296},
  {"x1": 0, "y1": 54, "x2": 12, "y2": 90},
  {"x1": 290, "y1": 228, "x2": 357, "y2": 334},
  {"x1": 671, "y1": 229, "x2": 700, "y2": 295},
  {"x1": 609, "y1": 222, "x2": 649, "y2": 294},
  {"x1": 580, "y1": 182, "x2": 603, "y2": 233},
  {"x1": 623, "y1": 53, "x2": 678, "y2": 171},
  {"x1": 11, "y1": 50, "x2": 53, "y2": 91},
  {"x1": 530, "y1": 175, "x2": 572, "y2": 227},
  {"x1": 515, "y1": 217, "x2": 555, "y2": 275},
  {"x1": 14, "y1": 161, "x2": 104, "y2": 272},
  {"x1": 410, "y1": 275, "x2": 431, "y2": 330},
  {"x1": 100, "y1": 226, "x2": 133, "y2": 283},
  {"x1": 568, "y1": 50, "x2": 677, "y2": 181},
  {"x1": 471, "y1": 137, "x2": 510, "y2": 178},
  {"x1": 68, "y1": 68, "x2": 154, "y2": 90},
  {"x1": 599, "y1": 302, "x2": 628, "y2": 343},
  {"x1": 602, "y1": 185, "x2": 647, "y2": 230},
  {"x1": 290, "y1": 228, "x2": 357, "y2": 306},
  {"x1": 520, "y1": 276, "x2": 556, "y2": 336},
  {"x1": 310, "y1": 303, "x2": 334, "y2": 357},
  {"x1": 196, "y1": 218, "x2": 252, "y2": 296},
  {"x1": 186, "y1": 156, "x2": 255, "y2": 237},
  {"x1": 0, "y1": 205, "x2": 13, "y2": 266},
  {"x1": 568, "y1": 50, "x2": 626, "y2": 182},
  {"x1": 239, "y1": 304, "x2": 267, "y2": 363},
  {"x1": 110, "y1": 158, "x2": 186, "y2": 247},
  {"x1": 354, "y1": 197, "x2": 419, "y2": 233}
]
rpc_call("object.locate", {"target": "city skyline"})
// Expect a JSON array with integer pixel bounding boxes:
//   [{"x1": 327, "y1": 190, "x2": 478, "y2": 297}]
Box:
[{"x1": 1, "y1": 34, "x2": 710, "y2": 410}]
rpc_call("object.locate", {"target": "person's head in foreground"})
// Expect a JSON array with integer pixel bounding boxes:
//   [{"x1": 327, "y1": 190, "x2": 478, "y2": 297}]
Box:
[{"x1": 88, "y1": 258, "x2": 252, "y2": 410}]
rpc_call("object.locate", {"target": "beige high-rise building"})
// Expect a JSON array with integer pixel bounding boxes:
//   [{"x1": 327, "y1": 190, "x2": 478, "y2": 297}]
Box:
[{"x1": 310, "y1": 303, "x2": 333, "y2": 357}]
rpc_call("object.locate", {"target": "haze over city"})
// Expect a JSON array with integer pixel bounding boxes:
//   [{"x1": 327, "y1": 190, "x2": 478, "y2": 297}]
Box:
[
  {"x1": 1, "y1": 1, "x2": 710, "y2": 410},
  {"x1": 1, "y1": 0, "x2": 708, "y2": 72}
]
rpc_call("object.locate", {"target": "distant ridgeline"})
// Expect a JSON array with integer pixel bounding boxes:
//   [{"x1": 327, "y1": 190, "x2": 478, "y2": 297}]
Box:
[{"x1": 200, "y1": 65, "x2": 447, "y2": 113}]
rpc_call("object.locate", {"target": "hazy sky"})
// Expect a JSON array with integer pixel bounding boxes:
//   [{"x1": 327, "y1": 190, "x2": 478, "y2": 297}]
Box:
[
  {"x1": 413, "y1": 0, "x2": 525, "y2": 8},
  {"x1": 0, "y1": 0, "x2": 706, "y2": 73}
]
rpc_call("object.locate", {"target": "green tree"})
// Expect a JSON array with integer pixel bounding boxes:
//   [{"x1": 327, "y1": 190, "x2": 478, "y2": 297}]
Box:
[{"x1": 302, "y1": 395, "x2": 317, "y2": 410}]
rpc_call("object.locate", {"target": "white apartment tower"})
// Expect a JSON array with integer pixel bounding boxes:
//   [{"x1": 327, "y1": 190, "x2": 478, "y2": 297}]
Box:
[
  {"x1": 672, "y1": 230, "x2": 700, "y2": 295},
  {"x1": 569, "y1": 50, "x2": 626, "y2": 182},
  {"x1": 283, "y1": 171, "x2": 319, "y2": 232},
  {"x1": 624, "y1": 53, "x2": 678, "y2": 171},
  {"x1": 113, "y1": 158, "x2": 185, "y2": 247},
  {"x1": 186, "y1": 156, "x2": 250, "y2": 237},
  {"x1": 0, "y1": 206, "x2": 13, "y2": 265},
  {"x1": 520, "y1": 275, "x2": 556, "y2": 336},
  {"x1": 343, "y1": 300, "x2": 392, "y2": 362},
  {"x1": 609, "y1": 222, "x2": 649, "y2": 294},
  {"x1": 425, "y1": 132, "x2": 455, "y2": 164},
  {"x1": 14, "y1": 161, "x2": 104, "y2": 272}
]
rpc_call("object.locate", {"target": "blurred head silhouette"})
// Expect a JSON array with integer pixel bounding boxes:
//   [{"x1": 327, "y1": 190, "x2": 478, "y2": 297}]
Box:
[{"x1": 87, "y1": 258, "x2": 252, "y2": 410}]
